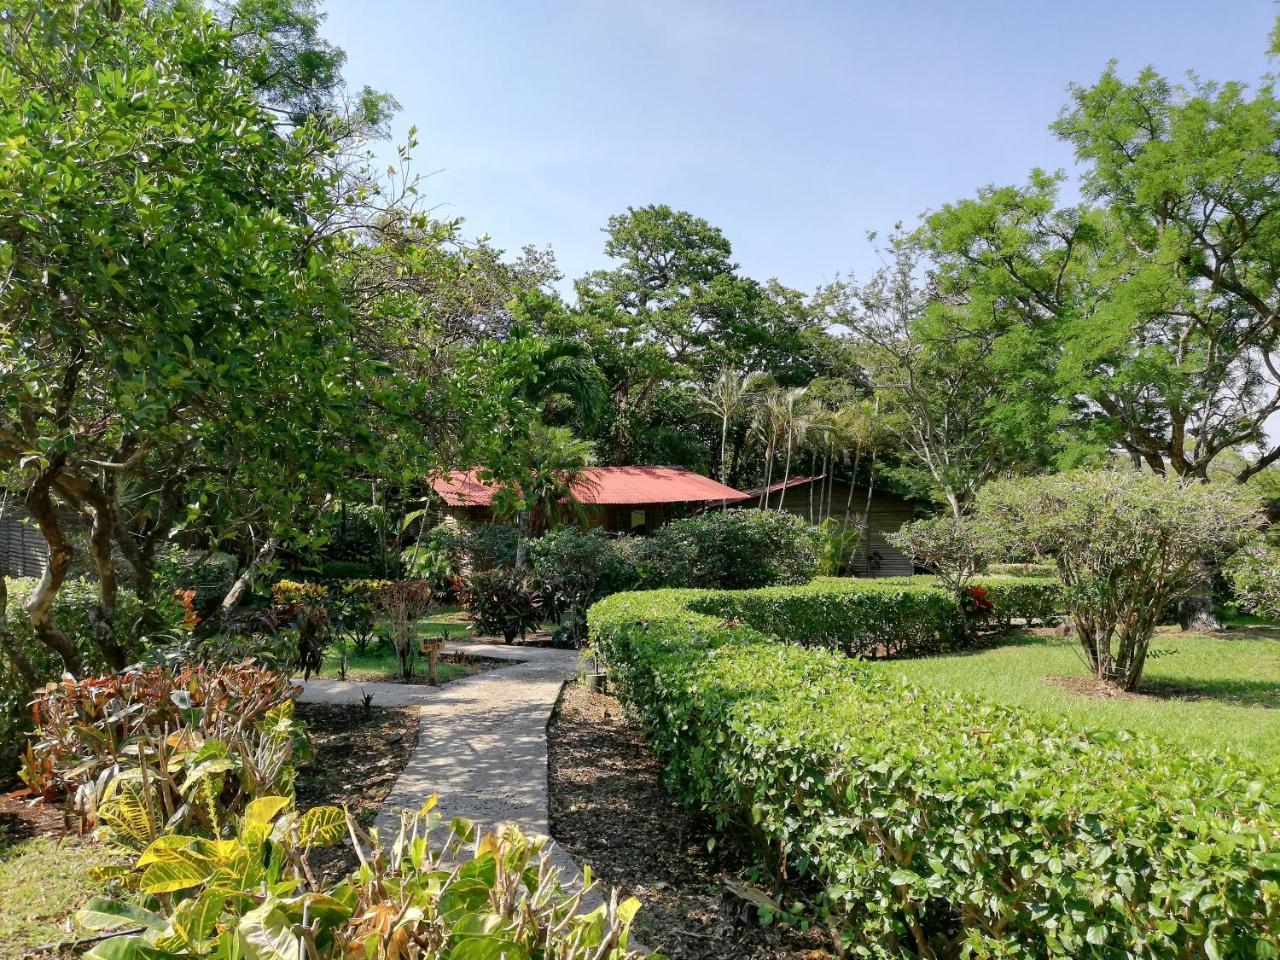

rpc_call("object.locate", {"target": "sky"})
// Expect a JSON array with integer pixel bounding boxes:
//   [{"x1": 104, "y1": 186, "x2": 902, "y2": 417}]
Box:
[{"x1": 323, "y1": 0, "x2": 1276, "y2": 297}]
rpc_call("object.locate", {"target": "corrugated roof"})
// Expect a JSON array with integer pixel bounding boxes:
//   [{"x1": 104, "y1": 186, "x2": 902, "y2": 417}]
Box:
[
  {"x1": 738, "y1": 475, "x2": 822, "y2": 499},
  {"x1": 431, "y1": 467, "x2": 750, "y2": 508}
]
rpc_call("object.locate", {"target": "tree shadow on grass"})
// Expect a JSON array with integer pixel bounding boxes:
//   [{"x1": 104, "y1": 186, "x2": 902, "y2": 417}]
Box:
[{"x1": 1136, "y1": 675, "x2": 1280, "y2": 709}]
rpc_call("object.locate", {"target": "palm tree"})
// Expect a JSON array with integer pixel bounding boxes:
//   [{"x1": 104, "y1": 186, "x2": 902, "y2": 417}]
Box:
[
  {"x1": 698, "y1": 368, "x2": 770, "y2": 494},
  {"x1": 773, "y1": 387, "x2": 811, "y2": 511},
  {"x1": 492, "y1": 423, "x2": 597, "y2": 567}
]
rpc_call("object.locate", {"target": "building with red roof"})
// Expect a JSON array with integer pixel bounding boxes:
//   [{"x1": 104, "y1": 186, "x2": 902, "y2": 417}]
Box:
[{"x1": 430, "y1": 466, "x2": 749, "y2": 534}]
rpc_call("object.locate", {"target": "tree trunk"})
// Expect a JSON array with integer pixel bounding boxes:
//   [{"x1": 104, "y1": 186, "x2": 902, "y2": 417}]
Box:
[
  {"x1": 196, "y1": 536, "x2": 278, "y2": 639},
  {"x1": 23, "y1": 480, "x2": 82, "y2": 675},
  {"x1": 84, "y1": 499, "x2": 128, "y2": 670},
  {"x1": 778, "y1": 436, "x2": 793, "y2": 512},
  {"x1": 1178, "y1": 560, "x2": 1223, "y2": 632}
]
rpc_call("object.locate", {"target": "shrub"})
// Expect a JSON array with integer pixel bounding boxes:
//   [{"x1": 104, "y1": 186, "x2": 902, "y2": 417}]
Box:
[
  {"x1": 82, "y1": 798, "x2": 648, "y2": 960},
  {"x1": 648, "y1": 510, "x2": 821, "y2": 589},
  {"x1": 1226, "y1": 540, "x2": 1280, "y2": 621},
  {"x1": 462, "y1": 521, "x2": 522, "y2": 571},
  {"x1": 975, "y1": 573, "x2": 1062, "y2": 629},
  {"x1": 816, "y1": 517, "x2": 862, "y2": 576},
  {"x1": 987, "y1": 560, "x2": 1057, "y2": 578},
  {"x1": 21, "y1": 662, "x2": 302, "y2": 841},
  {"x1": 692, "y1": 577, "x2": 962, "y2": 658},
  {"x1": 330, "y1": 577, "x2": 390, "y2": 655},
  {"x1": 589, "y1": 587, "x2": 1280, "y2": 958},
  {"x1": 271, "y1": 579, "x2": 331, "y2": 677},
  {"x1": 372, "y1": 580, "x2": 435, "y2": 678},
  {"x1": 530, "y1": 528, "x2": 635, "y2": 645},
  {"x1": 2, "y1": 577, "x2": 166, "y2": 777},
  {"x1": 460, "y1": 568, "x2": 543, "y2": 643},
  {"x1": 157, "y1": 550, "x2": 238, "y2": 618},
  {"x1": 317, "y1": 558, "x2": 373, "y2": 581},
  {"x1": 316, "y1": 499, "x2": 395, "y2": 574},
  {"x1": 977, "y1": 471, "x2": 1261, "y2": 690}
]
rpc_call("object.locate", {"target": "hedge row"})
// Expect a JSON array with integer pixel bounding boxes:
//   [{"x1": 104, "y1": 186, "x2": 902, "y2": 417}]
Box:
[
  {"x1": 588, "y1": 585, "x2": 1280, "y2": 958},
  {"x1": 692, "y1": 575, "x2": 1060, "y2": 659}
]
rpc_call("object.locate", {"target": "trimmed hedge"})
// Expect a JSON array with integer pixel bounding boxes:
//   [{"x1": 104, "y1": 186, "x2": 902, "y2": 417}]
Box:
[
  {"x1": 692, "y1": 577, "x2": 960, "y2": 658},
  {"x1": 589, "y1": 585, "x2": 1280, "y2": 958}
]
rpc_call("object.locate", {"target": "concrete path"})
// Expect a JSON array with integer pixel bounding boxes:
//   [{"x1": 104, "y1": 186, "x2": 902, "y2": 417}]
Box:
[{"x1": 297, "y1": 642, "x2": 588, "y2": 890}]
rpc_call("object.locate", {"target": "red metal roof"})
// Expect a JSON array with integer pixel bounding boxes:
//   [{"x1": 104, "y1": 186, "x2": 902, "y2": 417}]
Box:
[
  {"x1": 431, "y1": 467, "x2": 750, "y2": 508},
  {"x1": 739, "y1": 475, "x2": 822, "y2": 499}
]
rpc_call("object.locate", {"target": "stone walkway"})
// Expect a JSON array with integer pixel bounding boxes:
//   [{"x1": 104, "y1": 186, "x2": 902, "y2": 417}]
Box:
[{"x1": 297, "y1": 641, "x2": 588, "y2": 889}]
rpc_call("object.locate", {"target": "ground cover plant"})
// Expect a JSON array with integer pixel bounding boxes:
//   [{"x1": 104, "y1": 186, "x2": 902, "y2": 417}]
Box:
[{"x1": 589, "y1": 585, "x2": 1280, "y2": 957}]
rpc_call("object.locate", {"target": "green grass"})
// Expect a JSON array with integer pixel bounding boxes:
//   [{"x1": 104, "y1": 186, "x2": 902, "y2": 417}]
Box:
[
  {"x1": 316, "y1": 609, "x2": 481, "y2": 683},
  {"x1": 0, "y1": 835, "x2": 111, "y2": 955},
  {"x1": 871, "y1": 624, "x2": 1280, "y2": 764}
]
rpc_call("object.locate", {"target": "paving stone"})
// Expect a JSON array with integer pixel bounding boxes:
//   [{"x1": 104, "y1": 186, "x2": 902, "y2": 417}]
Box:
[{"x1": 297, "y1": 642, "x2": 594, "y2": 901}]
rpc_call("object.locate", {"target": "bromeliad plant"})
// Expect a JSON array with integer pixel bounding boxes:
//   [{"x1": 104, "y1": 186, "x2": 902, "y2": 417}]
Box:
[{"x1": 80, "y1": 796, "x2": 654, "y2": 960}]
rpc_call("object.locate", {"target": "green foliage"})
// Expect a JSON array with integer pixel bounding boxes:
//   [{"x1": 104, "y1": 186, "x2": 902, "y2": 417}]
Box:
[
  {"x1": 328, "y1": 578, "x2": 390, "y2": 655},
  {"x1": 22, "y1": 663, "x2": 303, "y2": 847},
  {"x1": 589, "y1": 588, "x2": 1280, "y2": 958},
  {"x1": 1226, "y1": 541, "x2": 1280, "y2": 621},
  {"x1": 646, "y1": 510, "x2": 822, "y2": 589},
  {"x1": 691, "y1": 577, "x2": 961, "y2": 659},
  {"x1": 815, "y1": 517, "x2": 862, "y2": 576},
  {"x1": 157, "y1": 552, "x2": 239, "y2": 619},
  {"x1": 529, "y1": 527, "x2": 634, "y2": 646},
  {"x1": 987, "y1": 561, "x2": 1058, "y2": 577},
  {"x1": 889, "y1": 514, "x2": 998, "y2": 598},
  {"x1": 314, "y1": 501, "x2": 395, "y2": 575},
  {"x1": 978, "y1": 471, "x2": 1261, "y2": 689},
  {"x1": 82, "y1": 798, "x2": 651, "y2": 959},
  {"x1": 459, "y1": 568, "x2": 543, "y2": 643}
]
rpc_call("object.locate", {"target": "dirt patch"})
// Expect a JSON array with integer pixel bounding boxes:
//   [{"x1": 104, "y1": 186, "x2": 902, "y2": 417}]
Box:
[
  {"x1": 0, "y1": 788, "x2": 77, "y2": 846},
  {"x1": 294, "y1": 701, "x2": 419, "y2": 883},
  {"x1": 1044, "y1": 674, "x2": 1152, "y2": 700},
  {"x1": 548, "y1": 683, "x2": 834, "y2": 960}
]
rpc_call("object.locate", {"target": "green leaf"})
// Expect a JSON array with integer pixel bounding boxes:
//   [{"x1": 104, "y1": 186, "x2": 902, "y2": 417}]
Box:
[{"x1": 77, "y1": 897, "x2": 168, "y2": 932}]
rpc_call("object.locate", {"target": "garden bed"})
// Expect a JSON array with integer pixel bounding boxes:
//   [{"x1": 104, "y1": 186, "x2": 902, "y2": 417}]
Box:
[
  {"x1": 293, "y1": 701, "x2": 420, "y2": 882},
  {"x1": 548, "y1": 682, "x2": 834, "y2": 960}
]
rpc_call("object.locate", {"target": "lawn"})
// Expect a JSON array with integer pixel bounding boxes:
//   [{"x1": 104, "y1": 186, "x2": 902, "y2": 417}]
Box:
[
  {"x1": 0, "y1": 833, "x2": 112, "y2": 956},
  {"x1": 315, "y1": 608, "x2": 480, "y2": 683},
  {"x1": 871, "y1": 624, "x2": 1280, "y2": 764}
]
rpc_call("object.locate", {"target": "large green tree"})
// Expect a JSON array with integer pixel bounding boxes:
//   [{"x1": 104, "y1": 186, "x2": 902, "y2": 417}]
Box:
[
  {"x1": 572, "y1": 204, "x2": 831, "y2": 464},
  {"x1": 0, "y1": 0, "x2": 409, "y2": 670},
  {"x1": 925, "y1": 59, "x2": 1280, "y2": 484}
]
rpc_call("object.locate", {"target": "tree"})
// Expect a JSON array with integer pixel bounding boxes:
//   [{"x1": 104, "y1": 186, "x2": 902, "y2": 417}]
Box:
[
  {"x1": 977, "y1": 472, "x2": 1260, "y2": 690},
  {"x1": 573, "y1": 205, "x2": 830, "y2": 464},
  {"x1": 889, "y1": 515, "x2": 999, "y2": 640},
  {"x1": 698, "y1": 368, "x2": 770, "y2": 490},
  {"x1": 925, "y1": 56, "x2": 1280, "y2": 484},
  {"x1": 820, "y1": 234, "x2": 1064, "y2": 516},
  {"x1": 0, "y1": 0, "x2": 461, "y2": 669}
]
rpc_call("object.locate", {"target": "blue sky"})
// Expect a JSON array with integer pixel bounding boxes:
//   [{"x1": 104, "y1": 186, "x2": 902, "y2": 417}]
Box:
[{"x1": 324, "y1": 1, "x2": 1275, "y2": 295}]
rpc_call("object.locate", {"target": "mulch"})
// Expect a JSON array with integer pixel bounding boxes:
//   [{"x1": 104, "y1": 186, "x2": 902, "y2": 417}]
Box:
[
  {"x1": 293, "y1": 700, "x2": 420, "y2": 883},
  {"x1": 547, "y1": 683, "x2": 835, "y2": 960}
]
